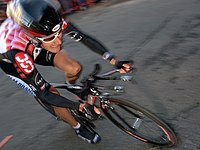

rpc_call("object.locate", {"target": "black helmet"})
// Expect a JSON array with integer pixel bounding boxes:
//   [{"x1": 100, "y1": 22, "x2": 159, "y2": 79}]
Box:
[{"x1": 7, "y1": 0, "x2": 62, "y2": 36}]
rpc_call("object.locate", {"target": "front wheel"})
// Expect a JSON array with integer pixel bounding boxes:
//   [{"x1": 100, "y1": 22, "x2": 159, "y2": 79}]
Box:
[{"x1": 100, "y1": 98, "x2": 177, "y2": 147}]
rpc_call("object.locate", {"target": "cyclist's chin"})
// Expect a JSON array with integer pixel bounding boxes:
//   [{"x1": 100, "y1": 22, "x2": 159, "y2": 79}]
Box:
[
  {"x1": 41, "y1": 44, "x2": 61, "y2": 53},
  {"x1": 51, "y1": 47, "x2": 61, "y2": 53},
  {"x1": 47, "y1": 46, "x2": 61, "y2": 53}
]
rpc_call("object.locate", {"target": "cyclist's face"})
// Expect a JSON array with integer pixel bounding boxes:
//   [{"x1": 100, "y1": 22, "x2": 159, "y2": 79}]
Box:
[{"x1": 40, "y1": 30, "x2": 63, "y2": 53}]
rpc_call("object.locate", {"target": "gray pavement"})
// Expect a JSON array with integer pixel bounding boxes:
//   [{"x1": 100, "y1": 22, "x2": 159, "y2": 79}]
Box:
[{"x1": 0, "y1": 0, "x2": 200, "y2": 149}]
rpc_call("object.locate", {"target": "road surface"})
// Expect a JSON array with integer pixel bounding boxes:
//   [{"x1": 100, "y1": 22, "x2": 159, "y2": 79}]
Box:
[{"x1": 0, "y1": 0, "x2": 200, "y2": 149}]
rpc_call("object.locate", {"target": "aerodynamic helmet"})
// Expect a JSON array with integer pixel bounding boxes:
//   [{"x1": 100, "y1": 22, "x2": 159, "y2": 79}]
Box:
[{"x1": 7, "y1": 0, "x2": 62, "y2": 36}]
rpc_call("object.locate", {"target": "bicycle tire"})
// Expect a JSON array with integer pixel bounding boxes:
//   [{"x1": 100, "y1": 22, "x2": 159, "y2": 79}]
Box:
[{"x1": 100, "y1": 98, "x2": 177, "y2": 147}]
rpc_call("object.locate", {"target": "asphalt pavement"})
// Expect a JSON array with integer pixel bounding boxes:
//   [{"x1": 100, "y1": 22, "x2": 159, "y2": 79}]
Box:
[{"x1": 0, "y1": 0, "x2": 200, "y2": 150}]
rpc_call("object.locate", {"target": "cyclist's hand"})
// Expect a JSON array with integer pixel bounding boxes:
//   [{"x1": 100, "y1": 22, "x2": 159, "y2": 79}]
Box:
[
  {"x1": 79, "y1": 103, "x2": 100, "y2": 120},
  {"x1": 79, "y1": 103, "x2": 93, "y2": 115},
  {"x1": 111, "y1": 59, "x2": 134, "y2": 73}
]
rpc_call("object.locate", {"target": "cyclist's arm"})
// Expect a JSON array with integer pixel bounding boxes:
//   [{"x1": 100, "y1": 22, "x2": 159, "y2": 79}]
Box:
[
  {"x1": 5, "y1": 49, "x2": 80, "y2": 110},
  {"x1": 63, "y1": 22, "x2": 116, "y2": 63},
  {"x1": 63, "y1": 21, "x2": 132, "y2": 72}
]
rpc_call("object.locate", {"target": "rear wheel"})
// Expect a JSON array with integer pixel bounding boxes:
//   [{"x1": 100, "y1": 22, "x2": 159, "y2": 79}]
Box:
[{"x1": 100, "y1": 98, "x2": 177, "y2": 147}]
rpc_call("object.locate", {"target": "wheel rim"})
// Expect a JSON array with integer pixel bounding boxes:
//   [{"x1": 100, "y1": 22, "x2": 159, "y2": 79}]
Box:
[{"x1": 101, "y1": 99, "x2": 176, "y2": 146}]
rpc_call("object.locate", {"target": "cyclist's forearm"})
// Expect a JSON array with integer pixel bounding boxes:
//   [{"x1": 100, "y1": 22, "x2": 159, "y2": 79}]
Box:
[
  {"x1": 64, "y1": 22, "x2": 115, "y2": 61},
  {"x1": 27, "y1": 71, "x2": 80, "y2": 110},
  {"x1": 81, "y1": 33, "x2": 109, "y2": 55},
  {"x1": 39, "y1": 90, "x2": 80, "y2": 110}
]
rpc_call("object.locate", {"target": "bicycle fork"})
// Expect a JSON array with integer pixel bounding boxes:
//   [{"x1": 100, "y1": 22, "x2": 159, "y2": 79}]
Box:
[{"x1": 100, "y1": 97, "x2": 143, "y2": 131}]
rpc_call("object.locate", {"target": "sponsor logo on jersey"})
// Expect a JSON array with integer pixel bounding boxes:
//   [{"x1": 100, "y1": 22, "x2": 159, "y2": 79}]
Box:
[
  {"x1": 35, "y1": 73, "x2": 46, "y2": 91},
  {"x1": 33, "y1": 47, "x2": 42, "y2": 60},
  {"x1": 14, "y1": 52, "x2": 34, "y2": 74},
  {"x1": 8, "y1": 75, "x2": 36, "y2": 96}
]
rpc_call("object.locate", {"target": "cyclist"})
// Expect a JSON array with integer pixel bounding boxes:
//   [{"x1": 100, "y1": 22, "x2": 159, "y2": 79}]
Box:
[{"x1": 0, "y1": 0, "x2": 131, "y2": 144}]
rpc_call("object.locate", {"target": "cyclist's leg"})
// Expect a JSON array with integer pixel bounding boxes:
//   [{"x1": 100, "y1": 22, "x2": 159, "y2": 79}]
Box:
[
  {"x1": 53, "y1": 51, "x2": 82, "y2": 84},
  {"x1": 1, "y1": 50, "x2": 101, "y2": 143},
  {"x1": 35, "y1": 89, "x2": 101, "y2": 143},
  {"x1": 0, "y1": 51, "x2": 78, "y2": 127},
  {"x1": 49, "y1": 102, "x2": 101, "y2": 144},
  {"x1": 53, "y1": 106, "x2": 78, "y2": 126},
  {"x1": 48, "y1": 86, "x2": 78, "y2": 126},
  {"x1": 34, "y1": 49, "x2": 82, "y2": 124},
  {"x1": 35, "y1": 96, "x2": 101, "y2": 143}
]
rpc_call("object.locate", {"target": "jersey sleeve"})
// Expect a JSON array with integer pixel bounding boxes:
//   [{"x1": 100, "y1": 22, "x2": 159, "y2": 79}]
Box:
[{"x1": 63, "y1": 21, "x2": 115, "y2": 61}]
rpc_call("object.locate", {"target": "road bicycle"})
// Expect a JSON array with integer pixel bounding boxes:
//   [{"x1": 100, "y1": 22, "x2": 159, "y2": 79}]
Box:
[{"x1": 48, "y1": 63, "x2": 176, "y2": 147}]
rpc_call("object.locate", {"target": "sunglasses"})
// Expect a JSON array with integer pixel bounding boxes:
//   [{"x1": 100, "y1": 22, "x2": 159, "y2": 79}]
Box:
[{"x1": 37, "y1": 29, "x2": 62, "y2": 43}]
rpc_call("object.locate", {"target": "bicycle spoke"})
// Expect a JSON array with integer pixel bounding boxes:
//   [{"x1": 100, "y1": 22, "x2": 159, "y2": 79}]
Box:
[
  {"x1": 117, "y1": 104, "x2": 145, "y2": 130},
  {"x1": 118, "y1": 104, "x2": 141, "y2": 118},
  {"x1": 107, "y1": 106, "x2": 136, "y2": 131}
]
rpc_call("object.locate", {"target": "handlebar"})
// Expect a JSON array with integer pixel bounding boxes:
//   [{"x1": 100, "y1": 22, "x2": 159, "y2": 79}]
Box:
[{"x1": 84, "y1": 60, "x2": 134, "y2": 82}]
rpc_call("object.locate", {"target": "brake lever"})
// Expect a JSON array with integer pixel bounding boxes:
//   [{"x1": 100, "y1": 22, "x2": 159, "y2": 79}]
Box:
[{"x1": 99, "y1": 69, "x2": 120, "y2": 77}]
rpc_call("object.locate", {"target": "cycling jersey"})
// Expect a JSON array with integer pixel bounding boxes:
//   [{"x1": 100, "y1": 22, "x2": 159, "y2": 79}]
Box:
[
  {"x1": 0, "y1": 18, "x2": 78, "y2": 111},
  {"x1": 0, "y1": 17, "x2": 113, "y2": 113}
]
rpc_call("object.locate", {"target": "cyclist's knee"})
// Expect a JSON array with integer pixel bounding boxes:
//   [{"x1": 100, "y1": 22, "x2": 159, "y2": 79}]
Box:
[
  {"x1": 66, "y1": 61, "x2": 82, "y2": 83},
  {"x1": 72, "y1": 61, "x2": 82, "y2": 75}
]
